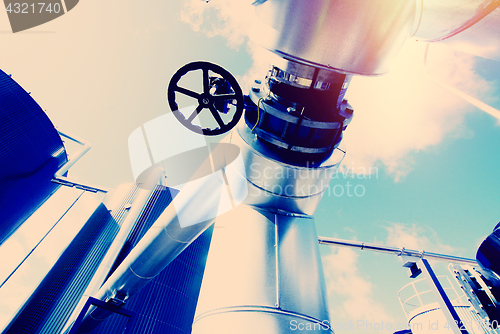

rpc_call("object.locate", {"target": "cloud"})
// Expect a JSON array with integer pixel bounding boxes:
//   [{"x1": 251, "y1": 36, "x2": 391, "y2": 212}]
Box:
[
  {"x1": 180, "y1": 0, "x2": 273, "y2": 92},
  {"x1": 426, "y1": 44, "x2": 496, "y2": 105},
  {"x1": 322, "y1": 248, "x2": 396, "y2": 333},
  {"x1": 181, "y1": 0, "x2": 254, "y2": 49},
  {"x1": 236, "y1": 45, "x2": 277, "y2": 93},
  {"x1": 342, "y1": 40, "x2": 496, "y2": 181},
  {"x1": 384, "y1": 222, "x2": 455, "y2": 254},
  {"x1": 321, "y1": 223, "x2": 458, "y2": 333}
]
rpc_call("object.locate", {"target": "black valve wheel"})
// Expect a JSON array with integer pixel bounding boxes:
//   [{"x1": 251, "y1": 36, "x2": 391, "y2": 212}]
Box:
[{"x1": 167, "y1": 61, "x2": 244, "y2": 136}]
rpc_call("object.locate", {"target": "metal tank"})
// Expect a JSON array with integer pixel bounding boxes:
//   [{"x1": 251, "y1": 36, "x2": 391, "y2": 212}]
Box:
[{"x1": 250, "y1": 0, "x2": 500, "y2": 66}]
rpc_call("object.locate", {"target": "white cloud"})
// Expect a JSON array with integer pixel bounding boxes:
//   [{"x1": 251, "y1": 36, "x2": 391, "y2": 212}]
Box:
[
  {"x1": 322, "y1": 248, "x2": 396, "y2": 334},
  {"x1": 384, "y1": 222, "x2": 455, "y2": 254},
  {"x1": 343, "y1": 226, "x2": 357, "y2": 234},
  {"x1": 342, "y1": 40, "x2": 496, "y2": 181},
  {"x1": 0, "y1": 239, "x2": 26, "y2": 282},
  {"x1": 236, "y1": 44, "x2": 277, "y2": 94}
]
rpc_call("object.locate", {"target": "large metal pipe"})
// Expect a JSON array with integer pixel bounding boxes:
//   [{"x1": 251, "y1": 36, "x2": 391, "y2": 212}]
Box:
[
  {"x1": 318, "y1": 236, "x2": 477, "y2": 265},
  {"x1": 191, "y1": 123, "x2": 344, "y2": 334},
  {"x1": 234, "y1": 122, "x2": 345, "y2": 216},
  {"x1": 74, "y1": 142, "x2": 248, "y2": 333},
  {"x1": 250, "y1": 0, "x2": 418, "y2": 75},
  {"x1": 251, "y1": 0, "x2": 500, "y2": 68}
]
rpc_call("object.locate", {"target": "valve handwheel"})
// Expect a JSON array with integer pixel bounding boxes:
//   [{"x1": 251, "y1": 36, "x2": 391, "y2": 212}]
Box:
[{"x1": 167, "y1": 61, "x2": 244, "y2": 136}]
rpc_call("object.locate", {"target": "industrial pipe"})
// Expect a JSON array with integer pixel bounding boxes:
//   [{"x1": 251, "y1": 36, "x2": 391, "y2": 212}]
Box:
[{"x1": 318, "y1": 236, "x2": 477, "y2": 265}]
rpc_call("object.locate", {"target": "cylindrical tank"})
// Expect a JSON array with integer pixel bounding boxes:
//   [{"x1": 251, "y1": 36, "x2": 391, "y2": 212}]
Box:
[
  {"x1": 477, "y1": 223, "x2": 500, "y2": 277},
  {"x1": 0, "y1": 70, "x2": 67, "y2": 245},
  {"x1": 250, "y1": 0, "x2": 500, "y2": 67}
]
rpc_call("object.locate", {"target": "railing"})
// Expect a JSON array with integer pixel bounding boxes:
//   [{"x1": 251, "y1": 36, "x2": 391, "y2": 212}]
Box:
[
  {"x1": 398, "y1": 276, "x2": 465, "y2": 319},
  {"x1": 53, "y1": 131, "x2": 109, "y2": 193}
]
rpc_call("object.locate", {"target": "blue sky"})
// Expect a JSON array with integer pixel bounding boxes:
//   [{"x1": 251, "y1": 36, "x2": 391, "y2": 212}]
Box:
[
  {"x1": 316, "y1": 108, "x2": 500, "y2": 330},
  {"x1": 1, "y1": 1, "x2": 500, "y2": 333}
]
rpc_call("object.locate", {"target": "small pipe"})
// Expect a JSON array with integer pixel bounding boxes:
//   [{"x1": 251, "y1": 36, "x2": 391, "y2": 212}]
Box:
[
  {"x1": 55, "y1": 131, "x2": 91, "y2": 178},
  {"x1": 317, "y1": 236, "x2": 477, "y2": 265},
  {"x1": 53, "y1": 131, "x2": 109, "y2": 193}
]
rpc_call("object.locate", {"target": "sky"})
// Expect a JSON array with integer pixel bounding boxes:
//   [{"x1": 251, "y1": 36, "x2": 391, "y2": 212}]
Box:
[{"x1": 1, "y1": 1, "x2": 500, "y2": 333}]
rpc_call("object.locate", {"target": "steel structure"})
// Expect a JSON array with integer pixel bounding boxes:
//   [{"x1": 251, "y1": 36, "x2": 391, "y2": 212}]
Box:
[{"x1": 1, "y1": 1, "x2": 500, "y2": 334}]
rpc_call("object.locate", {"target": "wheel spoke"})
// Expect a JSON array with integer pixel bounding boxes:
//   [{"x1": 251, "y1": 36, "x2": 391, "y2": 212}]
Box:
[
  {"x1": 175, "y1": 86, "x2": 200, "y2": 99},
  {"x1": 212, "y1": 93, "x2": 237, "y2": 101},
  {"x1": 168, "y1": 61, "x2": 244, "y2": 136},
  {"x1": 209, "y1": 105, "x2": 225, "y2": 128},
  {"x1": 187, "y1": 104, "x2": 204, "y2": 123},
  {"x1": 203, "y1": 68, "x2": 209, "y2": 94}
]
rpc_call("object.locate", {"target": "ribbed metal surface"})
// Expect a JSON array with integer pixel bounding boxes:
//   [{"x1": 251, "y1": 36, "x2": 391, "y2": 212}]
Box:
[
  {"x1": 2, "y1": 185, "x2": 140, "y2": 334},
  {"x1": 105, "y1": 186, "x2": 176, "y2": 279},
  {"x1": 0, "y1": 69, "x2": 67, "y2": 245},
  {"x1": 93, "y1": 185, "x2": 214, "y2": 334}
]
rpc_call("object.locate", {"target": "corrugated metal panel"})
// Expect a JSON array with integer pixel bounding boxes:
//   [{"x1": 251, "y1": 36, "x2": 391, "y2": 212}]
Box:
[
  {"x1": 2, "y1": 185, "x2": 140, "y2": 334},
  {"x1": 93, "y1": 185, "x2": 214, "y2": 334},
  {"x1": 0, "y1": 69, "x2": 67, "y2": 245}
]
